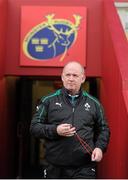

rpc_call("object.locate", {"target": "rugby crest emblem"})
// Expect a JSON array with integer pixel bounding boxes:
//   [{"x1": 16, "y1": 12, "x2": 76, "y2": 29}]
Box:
[{"x1": 20, "y1": 6, "x2": 87, "y2": 67}]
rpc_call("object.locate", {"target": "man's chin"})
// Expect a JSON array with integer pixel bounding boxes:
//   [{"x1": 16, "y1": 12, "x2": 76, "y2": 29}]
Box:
[
  {"x1": 67, "y1": 88, "x2": 75, "y2": 94},
  {"x1": 67, "y1": 88, "x2": 74, "y2": 92}
]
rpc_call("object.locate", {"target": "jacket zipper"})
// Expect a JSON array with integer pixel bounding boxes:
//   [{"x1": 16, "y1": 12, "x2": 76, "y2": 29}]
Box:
[{"x1": 72, "y1": 107, "x2": 75, "y2": 126}]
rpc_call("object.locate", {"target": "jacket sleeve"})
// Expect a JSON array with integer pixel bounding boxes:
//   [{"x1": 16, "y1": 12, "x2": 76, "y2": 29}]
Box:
[
  {"x1": 94, "y1": 103, "x2": 110, "y2": 152},
  {"x1": 30, "y1": 99, "x2": 59, "y2": 140}
]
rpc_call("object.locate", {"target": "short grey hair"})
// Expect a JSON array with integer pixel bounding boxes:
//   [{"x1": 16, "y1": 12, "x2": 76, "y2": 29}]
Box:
[{"x1": 62, "y1": 61, "x2": 85, "y2": 75}]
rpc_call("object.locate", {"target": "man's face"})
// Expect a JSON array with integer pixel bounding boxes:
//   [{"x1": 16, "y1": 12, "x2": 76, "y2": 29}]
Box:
[{"x1": 61, "y1": 62, "x2": 85, "y2": 94}]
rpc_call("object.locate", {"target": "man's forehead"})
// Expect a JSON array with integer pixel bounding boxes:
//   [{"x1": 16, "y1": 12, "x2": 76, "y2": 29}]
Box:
[{"x1": 64, "y1": 63, "x2": 82, "y2": 72}]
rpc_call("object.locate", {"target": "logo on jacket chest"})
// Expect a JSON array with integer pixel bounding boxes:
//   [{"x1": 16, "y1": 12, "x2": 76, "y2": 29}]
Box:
[
  {"x1": 55, "y1": 102, "x2": 62, "y2": 107},
  {"x1": 84, "y1": 103, "x2": 91, "y2": 111}
]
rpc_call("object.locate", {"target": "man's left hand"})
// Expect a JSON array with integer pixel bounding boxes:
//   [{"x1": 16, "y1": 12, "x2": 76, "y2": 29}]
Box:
[{"x1": 91, "y1": 148, "x2": 103, "y2": 162}]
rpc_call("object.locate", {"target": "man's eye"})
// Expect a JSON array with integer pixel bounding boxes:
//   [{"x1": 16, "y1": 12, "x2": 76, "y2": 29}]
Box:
[
  {"x1": 66, "y1": 74, "x2": 70, "y2": 77},
  {"x1": 73, "y1": 74, "x2": 78, "y2": 77}
]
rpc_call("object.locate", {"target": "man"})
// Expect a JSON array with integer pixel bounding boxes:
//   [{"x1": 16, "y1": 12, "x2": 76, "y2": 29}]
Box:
[{"x1": 30, "y1": 61, "x2": 110, "y2": 179}]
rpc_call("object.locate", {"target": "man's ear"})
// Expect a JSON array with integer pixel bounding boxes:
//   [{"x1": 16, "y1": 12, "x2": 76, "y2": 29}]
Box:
[
  {"x1": 61, "y1": 74, "x2": 64, "y2": 82},
  {"x1": 82, "y1": 75, "x2": 86, "y2": 83}
]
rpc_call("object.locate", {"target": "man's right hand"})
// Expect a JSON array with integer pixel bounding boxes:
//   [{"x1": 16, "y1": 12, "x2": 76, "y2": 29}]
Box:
[{"x1": 57, "y1": 123, "x2": 76, "y2": 137}]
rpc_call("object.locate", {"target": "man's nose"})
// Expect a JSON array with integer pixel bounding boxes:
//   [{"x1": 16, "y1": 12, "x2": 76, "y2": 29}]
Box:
[{"x1": 69, "y1": 75, "x2": 74, "y2": 81}]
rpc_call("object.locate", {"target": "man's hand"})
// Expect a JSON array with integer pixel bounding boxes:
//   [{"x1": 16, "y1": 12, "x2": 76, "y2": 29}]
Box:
[
  {"x1": 91, "y1": 148, "x2": 103, "y2": 162},
  {"x1": 57, "y1": 123, "x2": 76, "y2": 137}
]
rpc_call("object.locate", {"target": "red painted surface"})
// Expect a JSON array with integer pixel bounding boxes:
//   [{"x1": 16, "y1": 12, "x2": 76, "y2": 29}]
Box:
[
  {"x1": 0, "y1": 0, "x2": 7, "y2": 78},
  {"x1": 98, "y1": 0, "x2": 128, "y2": 178},
  {"x1": 0, "y1": 79, "x2": 8, "y2": 177},
  {"x1": 5, "y1": 0, "x2": 103, "y2": 77},
  {"x1": 0, "y1": 0, "x2": 9, "y2": 178}
]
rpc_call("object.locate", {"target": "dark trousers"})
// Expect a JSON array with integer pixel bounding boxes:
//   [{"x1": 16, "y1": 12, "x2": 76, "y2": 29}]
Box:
[{"x1": 43, "y1": 162, "x2": 96, "y2": 179}]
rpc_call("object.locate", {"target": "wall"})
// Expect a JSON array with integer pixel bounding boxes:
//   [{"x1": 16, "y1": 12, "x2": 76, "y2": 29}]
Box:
[
  {"x1": 99, "y1": 0, "x2": 128, "y2": 178},
  {"x1": 0, "y1": 0, "x2": 7, "y2": 77},
  {"x1": 5, "y1": 0, "x2": 103, "y2": 77},
  {"x1": 0, "y1": 0, "x2": 9, "y2": 178}
]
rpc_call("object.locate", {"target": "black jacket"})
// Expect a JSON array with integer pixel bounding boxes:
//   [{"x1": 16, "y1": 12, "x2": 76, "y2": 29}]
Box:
[{"x1": 30, "y1": 87, "x2": 110, "y2": 166}]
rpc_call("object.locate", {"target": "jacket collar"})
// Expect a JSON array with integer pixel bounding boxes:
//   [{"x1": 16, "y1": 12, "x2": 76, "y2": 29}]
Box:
[{"x1": 62, "y1": 87, "x2": 82, "y2": 97}]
